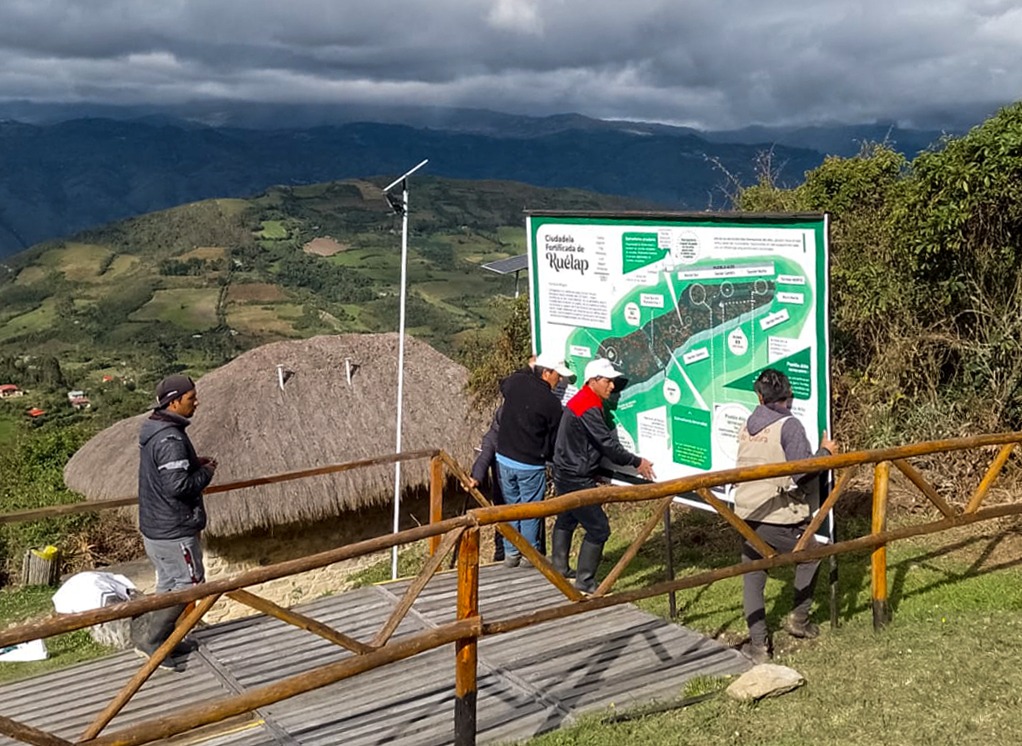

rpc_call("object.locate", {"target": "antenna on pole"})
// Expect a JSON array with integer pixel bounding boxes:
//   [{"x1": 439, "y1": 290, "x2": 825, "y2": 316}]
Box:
[{"x1": 382, "y1": 159, "x2": 428, "y2": 195}]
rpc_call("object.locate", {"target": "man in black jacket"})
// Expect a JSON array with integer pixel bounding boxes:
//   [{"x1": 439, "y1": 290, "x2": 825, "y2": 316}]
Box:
[
  {"x1": 132, "y1": 374, "x2": 217, "y2": 669},
  {"x1": 552, "y1": 358, "x2": 655, "y2": 593},
  {"x1": 496, "y1": 352, "x2": 573, "y2": 567}
]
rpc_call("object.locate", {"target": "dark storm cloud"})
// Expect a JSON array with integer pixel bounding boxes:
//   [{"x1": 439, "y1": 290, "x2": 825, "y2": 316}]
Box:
[{"x1": 0, "y1": 0, "x2": 1017, "y2": 128}]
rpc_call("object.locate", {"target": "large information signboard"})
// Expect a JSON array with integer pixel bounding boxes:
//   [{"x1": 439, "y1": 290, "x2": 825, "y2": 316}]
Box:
[{"x1": 527, "y1": 211, "x2": 831, "y2": 491}]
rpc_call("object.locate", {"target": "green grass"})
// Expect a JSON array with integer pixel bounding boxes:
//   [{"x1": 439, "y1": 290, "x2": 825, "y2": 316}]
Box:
[
  {"x1": 526, "y1": 609, "x2": 1022, "y2": 745},
  {"x1": 0, "y1": 412, "x2": 19, "y2": 445},
  {"x1": 519, "y1": 514, "x2": 1022, "y2": 745},
  {"x1": 0, "y1": 299, "x2": 58, "y2": 342},
  {"x1": 257, "y1": 220, "x2": 289, "y2": 239},
  {"x1": 130, "y1": 287, "x2": 220, "y2": 330},
  {"x1": 0, "y1": 586, "x2": 111, "y2": 683}
]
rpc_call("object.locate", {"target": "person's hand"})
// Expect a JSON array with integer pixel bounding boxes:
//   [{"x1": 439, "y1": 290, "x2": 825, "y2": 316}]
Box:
[
  {"x1": 467, "y1": 477, "x2": 479, "y2": 489},
  {"x1": 820, "y1": 430, "x2": 839, "y2": 454},
  {"x1": 200, "y1": 457, "x2": 218, "y2": 473},
  {"x1": 637, "y1": 457, "x2": 656, "y2": 481}
]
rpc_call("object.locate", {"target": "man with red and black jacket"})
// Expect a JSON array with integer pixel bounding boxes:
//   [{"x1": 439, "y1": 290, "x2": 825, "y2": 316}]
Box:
[{"x1": 552, "y1": 358, "x2": 655, "y2": 593}]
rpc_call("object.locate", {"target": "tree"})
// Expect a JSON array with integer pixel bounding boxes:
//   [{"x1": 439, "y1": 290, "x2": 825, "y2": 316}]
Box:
[{"x1": 463, "y1": 293, "x2": 532, "y2": 411}]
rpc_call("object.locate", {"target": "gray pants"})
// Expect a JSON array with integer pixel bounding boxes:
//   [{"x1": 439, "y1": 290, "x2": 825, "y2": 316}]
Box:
[
  {"x1": 742, "y1": 521, "x2": 819, "y2": 647},
  {"x1": 143, "y1": 534, "x2": 204, "y2": 593}
]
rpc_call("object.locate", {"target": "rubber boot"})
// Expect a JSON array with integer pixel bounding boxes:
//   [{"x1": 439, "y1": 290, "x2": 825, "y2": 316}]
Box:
[
  {"x1": 573, "y1": 539, "x2": 604, "y2": 594},
  {"x1": 131, "y1": 604, "x2": 195, "y2": 668},
  {"x1": 551, "y1": 528, "x2": 576, "y2": 579}
]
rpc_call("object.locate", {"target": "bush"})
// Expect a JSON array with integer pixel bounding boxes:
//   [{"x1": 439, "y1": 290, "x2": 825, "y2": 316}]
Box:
[
  {"x1": 732, "y1": 105, "x2": 1022, "y2": 451},
  {"x1": 462, "y1": 293, "x2": 532, "y2": 411},
  {"x1": 0, "y1": 427, "x2": 95, "y2": 583}
]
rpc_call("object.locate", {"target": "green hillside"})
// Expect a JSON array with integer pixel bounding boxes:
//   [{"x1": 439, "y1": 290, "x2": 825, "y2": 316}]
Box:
[{"x1": 0, "y1": 177, "x2": 650, "y2": 421}]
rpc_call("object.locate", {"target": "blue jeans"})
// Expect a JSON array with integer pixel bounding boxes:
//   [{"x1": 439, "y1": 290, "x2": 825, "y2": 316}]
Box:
[{"x1": 498, "y1": 464, "x2": 547, "y2": 556}]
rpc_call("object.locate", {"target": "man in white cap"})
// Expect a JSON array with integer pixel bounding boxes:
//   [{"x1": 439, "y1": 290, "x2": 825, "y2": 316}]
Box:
[
  {"x1": 552, "y1": 358, "x2": 655, "y2": 593},
  {"x1": 495, "y1": 351, "x2": 574, "y2": 567}
]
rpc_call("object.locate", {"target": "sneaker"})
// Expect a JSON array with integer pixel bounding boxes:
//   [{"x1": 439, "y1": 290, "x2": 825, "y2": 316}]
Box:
[
  {"x1": 739, "y1": 641, "x2": 771, "y2": 665},
  {"x1": 502, "y1": 554, "x2": 521, "y2": 568},
  {"x1": 134, "y1": 647, "x2": 181, "y2": 672},
  {"x1": 783, "y1": 614, "x2": 820, "y2": 639}
]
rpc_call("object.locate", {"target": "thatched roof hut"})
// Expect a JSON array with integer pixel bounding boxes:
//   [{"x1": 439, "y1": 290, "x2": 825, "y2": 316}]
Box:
[{"x1": 65, "y1": 334, "x2": 487, "y2": 537}]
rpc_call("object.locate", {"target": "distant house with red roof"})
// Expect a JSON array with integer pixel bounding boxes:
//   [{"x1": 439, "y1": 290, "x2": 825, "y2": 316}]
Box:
[
  {"x1": 26, "y1": 407, "x2": 45, "y2": 418},
  {"x1": 0, "y1": 384, "x2": 24, "y2": 398}
]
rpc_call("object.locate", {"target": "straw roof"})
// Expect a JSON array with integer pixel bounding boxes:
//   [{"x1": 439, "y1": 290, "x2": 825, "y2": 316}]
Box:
[{"x1": 64, "y1": 333, "x2": 487, "y2": 537}]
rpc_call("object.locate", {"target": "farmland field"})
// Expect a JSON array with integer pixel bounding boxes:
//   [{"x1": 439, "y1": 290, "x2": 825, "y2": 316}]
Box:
[
  {"x1": 227, "y1": 283, "x2": 288, "y2": 303},
  {"x1": 130, "y1": 288, "x2": 219, "y2": 330},
  {"x1": 226, "y1": 303, "x2": 304, "y2": 336},
  {"x1": 0, "y1": 300, "x2": 57, "y2": 342}
]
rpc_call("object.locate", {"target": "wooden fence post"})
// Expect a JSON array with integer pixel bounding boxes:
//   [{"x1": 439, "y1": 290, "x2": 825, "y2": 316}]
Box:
[
  {"x1": 429, "y1": 455, "x2": 445, "y2": 555},
  {"x1": 871, "y1": 461, "x2": 891, "y2": 629},
  {"x1": 21, "y1": 546, "x2": 60, "y2": 586},
  {"x1": 454, "y1": 526, "x2": 479, "y2": 746},
  {"x1": 664, "y1": 507, "x2": 677, "y2": 619}
]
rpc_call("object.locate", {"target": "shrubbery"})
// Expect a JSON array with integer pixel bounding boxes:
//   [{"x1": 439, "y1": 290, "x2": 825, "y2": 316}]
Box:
[
  {"x1": 736, "y1": 103, "x2": 1022, "y2": 479},
  {"x1": 0, "y1": 427, "x2": 94, "y2": 583},
  {"x1": 466, "y1": 103, "x2": 1022, "y2": 488}
]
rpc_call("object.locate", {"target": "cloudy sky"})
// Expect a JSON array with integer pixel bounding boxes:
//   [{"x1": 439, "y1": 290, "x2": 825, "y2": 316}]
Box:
[{"x1": 0, "y1": 0, "x2": 1018, "y2": 129}]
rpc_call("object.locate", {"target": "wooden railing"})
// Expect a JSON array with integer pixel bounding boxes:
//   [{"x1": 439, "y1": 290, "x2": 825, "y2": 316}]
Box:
[{"x1": 0, "y1": 433, "x2": 1020, "y2": 745}]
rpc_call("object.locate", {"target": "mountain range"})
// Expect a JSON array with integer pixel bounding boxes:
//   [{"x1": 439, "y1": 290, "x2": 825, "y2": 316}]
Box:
[{"x1": 0, "y1": 103, "x2": 972, "y2": 259}]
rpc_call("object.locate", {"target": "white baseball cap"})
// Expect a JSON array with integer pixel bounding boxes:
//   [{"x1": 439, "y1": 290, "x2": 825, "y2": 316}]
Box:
[
  {"x1": 534, "y1": 352, "x2": 574, "y2": 378},
  {"x1": 584, "y1": 358, "x2": 624, "y2": 382}
]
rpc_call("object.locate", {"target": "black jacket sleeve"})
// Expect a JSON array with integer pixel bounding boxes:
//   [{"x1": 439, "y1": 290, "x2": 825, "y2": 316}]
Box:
[
  {"x1": 152, "y1": 433, "x2": 213, "y2": 506},
  {"x1": 541, "y1": 397, "x2": 562, "y2": 462},
  {"x1": 579, "y1": 407, "x2": 640, "y2": 468},
  {"x1": 470, "y1": 407, "x2": 502, "y2": 482}
]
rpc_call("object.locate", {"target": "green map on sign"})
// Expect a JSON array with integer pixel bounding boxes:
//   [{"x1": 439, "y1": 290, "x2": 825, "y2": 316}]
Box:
[
  {"x1": 725, "y1": 347, "x2": 813, "y2": 399},
  {"x1": 562, "y1": 254, "x2": 815, "y2": 467}
]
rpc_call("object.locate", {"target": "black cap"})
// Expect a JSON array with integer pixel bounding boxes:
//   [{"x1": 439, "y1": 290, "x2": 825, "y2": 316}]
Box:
[{"x1": 154, "y1": 375, "x2": 195, "y2": 409}]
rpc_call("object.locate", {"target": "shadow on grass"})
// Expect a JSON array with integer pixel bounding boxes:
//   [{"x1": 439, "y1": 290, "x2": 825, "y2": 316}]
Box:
[{"x1": 594, "y1": 492, "x2": 1022, "y2": 638}]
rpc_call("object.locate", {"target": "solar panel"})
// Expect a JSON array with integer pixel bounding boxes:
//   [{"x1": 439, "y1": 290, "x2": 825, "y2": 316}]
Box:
[{"x1": 481, "y1": 254, "x2": 529, "y2": 274}]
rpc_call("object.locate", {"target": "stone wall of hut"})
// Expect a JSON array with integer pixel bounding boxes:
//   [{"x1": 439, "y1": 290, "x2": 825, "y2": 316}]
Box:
[
  {"x1": 114, "y1": 488, "x2": 509, "y2": 628},
  {"x1": 204, "y1": 493, "x2": 459, "y2": 623}
]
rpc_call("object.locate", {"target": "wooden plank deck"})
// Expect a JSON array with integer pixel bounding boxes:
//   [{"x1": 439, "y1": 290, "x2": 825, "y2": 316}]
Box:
[{"x1": 0, "y1": 564, "x2": 749, "y2": 745}]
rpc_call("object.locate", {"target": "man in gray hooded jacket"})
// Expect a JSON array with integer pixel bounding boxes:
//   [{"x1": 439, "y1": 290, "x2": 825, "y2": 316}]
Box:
[
  {"x1": 132, "y1": 374, "x2": 217, "y2": 669},
  {"x1": 734, "y1": 368, "x2": 837, "y2": 664}
]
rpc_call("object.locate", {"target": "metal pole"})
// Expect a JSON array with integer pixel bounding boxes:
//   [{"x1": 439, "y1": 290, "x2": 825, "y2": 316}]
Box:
[
  {"x1": 382, "y1": 159, "x2": 427, "y2": 581},
  {"x1": 392, "y1": 179, "x2": 410, "y2": 580}
]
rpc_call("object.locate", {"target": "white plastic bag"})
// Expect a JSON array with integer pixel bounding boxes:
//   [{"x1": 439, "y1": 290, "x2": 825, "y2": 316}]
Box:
[
  {"x1": 52, "y1": 571, "x2": 136, "y2": 614},
  {"x1": 52, "y1": 571, "x2": 139, "y2": 649},
  {"x1": 0, "y1": 639, "x2": 48, "y2": 662}
]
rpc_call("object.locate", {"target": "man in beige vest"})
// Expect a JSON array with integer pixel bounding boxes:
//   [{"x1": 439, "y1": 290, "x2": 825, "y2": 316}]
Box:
[{"x1": 734, "y1": 368, "x2": 837, "y2": 664}]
